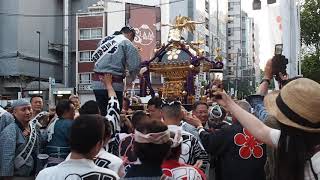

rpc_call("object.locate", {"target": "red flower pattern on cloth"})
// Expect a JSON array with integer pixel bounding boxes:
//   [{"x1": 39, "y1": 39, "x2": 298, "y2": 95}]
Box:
[{"x1": 234, "y1": 128, "x2": 264, "y2": 159}]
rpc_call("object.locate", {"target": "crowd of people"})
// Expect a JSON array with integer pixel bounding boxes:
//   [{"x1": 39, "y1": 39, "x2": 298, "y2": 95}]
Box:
[
  {"x1": 0, "y1": 26, "x2": 319, "y2": 180},
  {"x1": 0, "y1": 59, "x2": 319, "y2": 180}
]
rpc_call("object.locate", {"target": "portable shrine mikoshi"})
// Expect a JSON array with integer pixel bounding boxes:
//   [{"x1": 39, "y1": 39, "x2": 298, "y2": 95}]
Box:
[{"x1": 140, "y1": 16, "x2": 224, "y2": 104}]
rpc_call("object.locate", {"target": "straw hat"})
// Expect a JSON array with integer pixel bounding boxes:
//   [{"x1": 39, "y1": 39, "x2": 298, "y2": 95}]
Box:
[{"x1": 264, "y1": 78, "x2": 320, "y2": 133}]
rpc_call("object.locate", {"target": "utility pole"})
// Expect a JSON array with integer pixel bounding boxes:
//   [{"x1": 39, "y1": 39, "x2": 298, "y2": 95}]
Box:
[
  {"x1": 235, "y1": 48, "x2": 241, "y2": 98},
  {"x1": 63, "y1": 0, "x2": 70, "y2": 88},
  {"x1": 36, "y1": 31, "x2": 41, "y2": 94},
  {"x1": 216, "y1": 0, "x2": 219, "y2": 47}
]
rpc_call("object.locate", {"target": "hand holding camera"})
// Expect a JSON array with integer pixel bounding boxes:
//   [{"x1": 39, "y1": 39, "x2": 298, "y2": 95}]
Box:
[
  {"x1": 272, "y1": 44, "x2": 289, "y2": 82},
  {"x1": 209, "y1": 79, "x2": 224, "y2": 100}
]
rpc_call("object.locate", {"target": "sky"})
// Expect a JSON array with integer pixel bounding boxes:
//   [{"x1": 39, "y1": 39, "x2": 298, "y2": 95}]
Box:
[{"x1": 242, "y1": 1, "x2": 273, "y2": 69}]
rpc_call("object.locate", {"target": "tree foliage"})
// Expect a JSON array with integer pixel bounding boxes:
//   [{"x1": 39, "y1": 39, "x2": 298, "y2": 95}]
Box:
[
  {"x1": 301, "y1": 0, "x2": 320, "y2": 51},
  {"x1": 301, "y1": 53, "x2": 320, "y2": 83},
  {"x1": 301, "y1": 0, "x2": 320, "y2": 82}
]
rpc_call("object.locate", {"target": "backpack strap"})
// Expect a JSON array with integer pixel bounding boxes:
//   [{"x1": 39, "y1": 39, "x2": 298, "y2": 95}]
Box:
[
  {"x1": 309, "y1": 145, "x2": 320, "y2": 180},
  {"x1": 309, "y1": 159, "x2": 318, "y2": 180}
]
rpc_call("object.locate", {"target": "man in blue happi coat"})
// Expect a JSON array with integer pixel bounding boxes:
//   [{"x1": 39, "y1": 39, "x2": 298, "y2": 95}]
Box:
[{"x1": 0, "y1": 99, "x2": 44, "y2": 180}]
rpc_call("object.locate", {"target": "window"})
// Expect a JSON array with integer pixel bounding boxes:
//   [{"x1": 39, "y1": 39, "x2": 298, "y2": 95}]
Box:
[
  {"x1": 205, "y1": 0, "x2": 209, "y2": 12},
  {"x1": 79, "y1": 51, "x2": 95, "y2": 62},
  {"x1": 79, "y1": 28, "x2": 102, "y2": 40},
  {"x1": 227, "y1": 67, "x2": 234, "y2": 76},
  {"x1": 79, "y1": 73, "x2": 92, "y2": 84},
  {"x1": 91, "y1": 28, "x2": 102, "y2": 39},
  {"x1": 227, "y1": 41, "x2": 231, "y2": 47},
  {"x1": 228, "y1": 2, "x2": 234, "y2": 11},
  {"x1": 228, "y1": 40, "x2": 233, "y2": 49},
  {"x1": 205, "y1": 18, "x2": 209, "y2": 30},
  {"x1": 227, "y1": 28, "x2": 233, "y2": 36},
  {"x1": 205, "y1": 35, "x2": 209, "y2": 47},
  {"x1": 80, "y1": 29, "x2": 90, "y2": 39}
]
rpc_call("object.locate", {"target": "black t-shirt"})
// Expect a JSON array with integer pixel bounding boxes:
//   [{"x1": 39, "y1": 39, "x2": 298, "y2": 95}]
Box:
[{"x1": 200, "y1": 122, "x2": 266, "y2": 180}]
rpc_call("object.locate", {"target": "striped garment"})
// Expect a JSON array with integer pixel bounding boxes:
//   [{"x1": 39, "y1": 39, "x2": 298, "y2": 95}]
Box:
[
  {"x1": 180, "y1": 121, "x2": 201, "y2": 141},
  {"x1": 0, "y1": 121, "x2": 42, "y2": 176},
  {"x1": 167, "y1": 125, "x2": 209, "y2": 173},
  {"x1": 105, "y1": 96, "x2": 121, "y2": 156}
]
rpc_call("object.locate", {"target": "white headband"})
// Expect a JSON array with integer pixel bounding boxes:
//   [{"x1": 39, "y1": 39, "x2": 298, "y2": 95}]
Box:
[
  {"x1": 134, "y1": 129, "x2": 170, "y2": 144},
  {"x1": 134, "y1": 129, "x2": 183, "y2": 148}
]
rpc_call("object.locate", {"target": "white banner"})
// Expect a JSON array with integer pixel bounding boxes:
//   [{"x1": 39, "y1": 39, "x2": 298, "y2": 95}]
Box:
[
  {"x1": 265, "y1": 0, "x2": 300, "y2": 77},
  {"x1": 280, "y1": 0, "x2": 299, "y2": 77},
  {"x1": 267, "y1": 3, "x2": 282, "y2": 45}
]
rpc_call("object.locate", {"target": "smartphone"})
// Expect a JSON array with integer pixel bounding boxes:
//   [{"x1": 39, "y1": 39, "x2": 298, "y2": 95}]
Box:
[{"x1": 275, "y1": 44, "x2": 283, "y2": 55}]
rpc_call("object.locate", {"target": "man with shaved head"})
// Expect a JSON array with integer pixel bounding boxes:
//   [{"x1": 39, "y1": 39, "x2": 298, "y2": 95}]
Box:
[{"x1": 0, "y1": 99, "x2": 43, "y2": 179}]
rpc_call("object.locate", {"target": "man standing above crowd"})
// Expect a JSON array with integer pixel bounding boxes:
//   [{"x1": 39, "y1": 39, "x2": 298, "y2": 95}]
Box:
[
  {"x1": 92, "y1": 26, "x2": 141, "y2": 116},
  {"x1": 30, "y1": 95, "x2": 43, "y2": 118}
]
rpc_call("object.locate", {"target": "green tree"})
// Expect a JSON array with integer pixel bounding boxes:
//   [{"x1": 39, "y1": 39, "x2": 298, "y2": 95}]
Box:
[
  {"x1": 238, "y1": 78, "x2": 257, "y2": 99},
  {"x1": 300, "y1": 0, "x2": 320, "y2": 82},
  {"x1": 301, "y1": 54, "x2": 320, "y2": 83},
  {"x1": 301, "y1": 0, "x2": 320, "y2": 51}
]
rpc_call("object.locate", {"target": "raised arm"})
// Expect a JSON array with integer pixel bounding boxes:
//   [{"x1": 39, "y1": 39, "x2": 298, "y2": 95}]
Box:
[
  {"x1": 216, "y1": 93, "x2": 275, "y2": 147},
  {"x1": 102, "y1": 74, "x2": 116, "y2": 98},
  {"x1": 259, "y1": 59, "x2": 273, "y2": 96},
  {"x1": 101, "y1": 74, "x2": 120, "y2": 135}
]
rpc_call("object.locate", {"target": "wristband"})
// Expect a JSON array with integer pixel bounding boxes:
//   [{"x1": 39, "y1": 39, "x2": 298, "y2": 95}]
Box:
[
  {"x1": 196, "y1": 125, "x2": 203, "y2": 130},
  {"x1": 197, "y1": 126, "x2": 205, "y2": 134}
]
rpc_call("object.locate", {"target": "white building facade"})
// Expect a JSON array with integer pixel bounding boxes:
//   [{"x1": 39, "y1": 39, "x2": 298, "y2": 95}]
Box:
[{"x1": 226, "y1": 0, "x2": 257, "y2": 96}]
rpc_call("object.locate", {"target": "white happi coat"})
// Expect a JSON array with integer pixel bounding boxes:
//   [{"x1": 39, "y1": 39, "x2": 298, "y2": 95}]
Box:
[
  {"x1": 36, "y1": 158, "x2": 119, "y2": 180},
  {"x1": 167, "y1": 125, "x2": 209, "y2": 172},
  {"x1": 95, "y1": 148, "x2": 125, "y2": 177}
]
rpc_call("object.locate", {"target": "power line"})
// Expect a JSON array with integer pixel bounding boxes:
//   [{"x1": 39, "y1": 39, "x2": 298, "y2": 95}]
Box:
[{"x1": 0, "y1": 0, "x2": 184, "y2": 18}]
